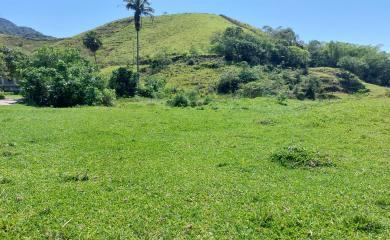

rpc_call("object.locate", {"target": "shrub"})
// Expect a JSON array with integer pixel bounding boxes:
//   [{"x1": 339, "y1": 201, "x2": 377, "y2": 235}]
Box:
[
  {"x1": 109, "y1": 67, "x2": 138, "y2": 97},
  {"x1": 239, "y1": 66, "x2": 260, "y2": 83},
  {"x1": 0, "y1": 91, "x2": 5, "y2": 100},
  {"x1": 271, "y1": 145, "x2": 332, "y2": 168},
  {"x1": 167, "y1": 91, "x2": 212, "y2": 108},
  {"x1": 20, "y1": 47, "x2": 111, "y2": 107},
  {"x1": 150, "y1": 51, "x2": 172, "y2": 72},
  {"x1": 137, "y1": 76, "x2": 166, "y2": 98},
  {"x1": 276, "y1": 92, "x2": 288, "y2": 105},
  {"x1": 239, "y1": 80, "x2": 277, "y2": 98},
  {"x1": 101, "y1": 89, "x2": 116, "y2": 106},
  {"x1": 168, "y1": 92, "x2": 189, "y2": 107},
  {"x1": 295, "y1": 76, "x2": 321, "y2": 100},
  {"x1": 337, "y1": 71, "x2": 366, "y2": 93},
  {"x1": 217, "y1": 71, "x2": 241, "y2": 94}
]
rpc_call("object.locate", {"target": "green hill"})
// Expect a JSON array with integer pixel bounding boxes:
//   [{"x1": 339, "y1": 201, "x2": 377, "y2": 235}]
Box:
[
  {"x1": 56, "y1": 13, "x2": 245, "y2": 66},
  {"x1": 0, "y1": 34, "x2": 57, "y2": 53},
  {"x1": 0, "y1": 13, "x2": 253, "y2": 66}
]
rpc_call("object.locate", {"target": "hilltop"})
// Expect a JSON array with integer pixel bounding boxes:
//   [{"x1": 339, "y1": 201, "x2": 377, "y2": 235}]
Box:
[
  {"x1": 57, "y1": 13, "x2": 251, "y2": 66},
  {"x1": 0, "y1": 13, "x2": 260, "y2": 66},
  {"x1": 0, "y1": 18, "x2": 54, "y2": 40}
]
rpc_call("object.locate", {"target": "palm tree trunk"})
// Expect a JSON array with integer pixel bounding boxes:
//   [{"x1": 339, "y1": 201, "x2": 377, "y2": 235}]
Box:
[
  {"x1": 136, "y1": 29, "x2": 140, "y2": 79},
  {"x1": 94, "y1": 53, "x2": 97, "y2": 65}
]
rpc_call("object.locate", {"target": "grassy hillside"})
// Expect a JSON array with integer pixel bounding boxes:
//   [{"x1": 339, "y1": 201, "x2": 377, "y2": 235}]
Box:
[
  {"x1": 56, "y1": 13, "x2": 240, "y2": 66},
  {"x1": 1, "y1": 13, "x2": 241, "y2": 66},
  {"x1": 1, "y1": 93, "x2": 389, "y2": 239},
  {"x1": 0, "y1": 34, "x2": 57, "y2": 53}
]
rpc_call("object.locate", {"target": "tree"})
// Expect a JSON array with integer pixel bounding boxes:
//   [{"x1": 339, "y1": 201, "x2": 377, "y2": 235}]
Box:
[
  {"x1": 21, "y1": 47, "x2": 114, "y2": 107},
  {"x1": 124, "y1": 0, "x2": 154, "y2": 78},
  {"x1": 0, "y1": 47, "x2": 27, "y2": 80},
  {"x1": 109, "y1": 67, "x2": 138, "y2": 97},
  {"x1": 82, "y1": 31, "x2": 102, "y2": 65}
]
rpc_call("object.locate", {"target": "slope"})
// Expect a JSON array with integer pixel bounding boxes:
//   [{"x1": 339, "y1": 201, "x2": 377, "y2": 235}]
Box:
[
  {"x1": 0, "y1": 18, "x2": 54, "y2": 40},
  {"x1": 54, "y1": 13, "x2": 246, "y2": 66}
]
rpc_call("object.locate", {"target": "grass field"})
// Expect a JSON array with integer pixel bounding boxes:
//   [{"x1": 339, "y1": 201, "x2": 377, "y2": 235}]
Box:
[{"x1": 1, "y1": 90, "x2": 389, "y2": 239}]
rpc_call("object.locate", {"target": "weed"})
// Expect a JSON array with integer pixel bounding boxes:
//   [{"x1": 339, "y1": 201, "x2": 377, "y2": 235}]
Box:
[
  {"x1": 60, "y1": 172, "x2": 89, "y2": 183},
  {"x1": 347, "y1": 215, "x2": 383, "y2": 234},
  {"x1": 271, "y1": 145, "x2": 333, "y2": 168}
]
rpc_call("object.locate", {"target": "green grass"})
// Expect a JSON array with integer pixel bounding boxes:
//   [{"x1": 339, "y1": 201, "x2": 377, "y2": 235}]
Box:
[
  {"x1": 0, "y1": 34, "x2": 58, "y2": 54},
  {"x1": 1, "y1": 93, "x2": 389, "y2": 239}
]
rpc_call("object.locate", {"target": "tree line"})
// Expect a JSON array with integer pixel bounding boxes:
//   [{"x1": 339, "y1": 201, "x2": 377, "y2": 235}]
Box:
[{"x1": 212, "y1": 26, "x2": 390, "y2": 86}]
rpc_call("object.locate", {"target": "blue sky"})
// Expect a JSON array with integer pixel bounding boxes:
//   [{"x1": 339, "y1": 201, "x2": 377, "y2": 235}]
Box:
[{"x1": 1, "y1": 0, "x2": 389, "y2": 52}]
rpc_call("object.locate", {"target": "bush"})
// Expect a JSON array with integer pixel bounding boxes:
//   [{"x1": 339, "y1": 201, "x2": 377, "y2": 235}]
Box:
[
  {"x1": 276, "y1": 92, "x2": 288, "y2": 105},
  {"x1": 137, "y1": 76, "x2": 166, "y2": 98},
  {"x1": 0, "y1": 91, "x2": 5, "y2": 100},
  {"x1": 239, "y1": 66, "x2": 260, "y2": 83},
  {"x1": 109, "y1": 67, "x2": 138, "y2": 97},
  {"x1": 294, "y1": 76, "x2": 321, "y2": 100},
  {"x1": 20, "y1": 47, "x2": 111, "y2": 107},
  {"x1": 167, "y1": 91, "x2": 212, "y2": 108},
  {"x1": 337, "y1": 71, "x2": 366, "y2": 93},
  {"x1": 168, "y1": 92, "x2": 189, "y2": 107},
  {"x1": 150, "y1": 51, "x2": 172, "y2": 72},
  {"x1": 239, "y1": 80, "x2": 277, "y2": 98},
  {"x1": 217, "y1": 71, "x2": 241, "y2": 94},
  {"x1": 271, "y1": 145, "x2": 332, "y2": 168},
  {"x1": 101, "y1": 89, "x2": 116, "y2": 106}
]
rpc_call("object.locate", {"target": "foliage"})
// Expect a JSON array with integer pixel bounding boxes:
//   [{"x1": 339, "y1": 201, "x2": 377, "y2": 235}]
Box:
[
  {"x1": 276, "y1": 91, "x2": 288, "y2": 105},
  {"x1": 109, "y1": 67, "x2": 138, "y2": 97},
  {"x1": 217, "y1": 70, "x2": 241, "y2": 94},
  {"x1": 149, "y1": 50, "x2": 172, "y2": 73},
  {"x1": 271, "y1": 145, "x2": 333, "y2": 168},
  {"x1": 82, "y1": 31, "x2": 102, "y2": 64},
  {"x1": 263, "y1": 26, "x2": 302, "y2": 46},
  {"x1": 239, "y1": 79, "x2": 278, "y2": 98},
  {"x1": 0, "y1": 91, "x2": 5, "y2": 99},
  {"x1": 212, "y1": 26, "x2": 310, "y2": 68},
  {"x1": 0, "y1": 46, "x2": 27, "y2": 80},
  {"x1": 20, "y1": 47, "x2": 113, "y2": 107},
  {"x1": 138, "y1": 76, "x2": 166, "y2": 98},
  {"x1": 307, "y1": 41, "x2": 390, "y2": 86},
  {"x1": 167, "y1": 90, "x2": 212, "y2": 107},
  {"x1": 167, "y1": 92, "x2": 189, "y2": 107},
  {"x1": 337, "y1": 71, "x2": 366, "y2": 93}
]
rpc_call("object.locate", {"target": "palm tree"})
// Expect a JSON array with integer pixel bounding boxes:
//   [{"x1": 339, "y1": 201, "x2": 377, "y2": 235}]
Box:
[{"x1": 124, "y1": 0, "x2": 154, "y2": 77}]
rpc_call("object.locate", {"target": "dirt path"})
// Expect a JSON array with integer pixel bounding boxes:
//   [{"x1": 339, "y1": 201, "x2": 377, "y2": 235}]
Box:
[{"x1": 0, "y1": 99, "x2": 18, "y2": 106}]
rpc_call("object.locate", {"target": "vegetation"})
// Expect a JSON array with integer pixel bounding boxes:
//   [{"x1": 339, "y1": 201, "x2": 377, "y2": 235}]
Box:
[
  {"x1": 308, "y1": 41, "x2": 390, "y2": 86},
  {"x1": 109, "y1": 67, "x2": 138, "y2": 97},
  {"x1": 82, "y1": 31, "x2": 102, "y2": 65},
  {"x1": 212, "y1": 26, "x2": 310, "y2": 68},
  {"x1": 0, "y1": 46, "x2": 27, "y2": 80},
  {"x1": 20, "y1": 47, "x2": 114, "y2": 107},
  {"x1": 271, "y1": 145, "x2": 333, "y2": 168}
]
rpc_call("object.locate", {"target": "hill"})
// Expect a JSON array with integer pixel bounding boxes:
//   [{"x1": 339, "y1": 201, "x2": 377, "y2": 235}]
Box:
[
  {"x1": 0, "y1": 34, "x2": 57, "y2": 53},
  {"x1": 0, "y1": 13, "x2": 247, "y2": 66},
  {"x1": 0, "y1": 18, "x2": 54, "y2": 40},
  {"x1": 55, "y1": 13, "x2": 248, "y2": 66}
]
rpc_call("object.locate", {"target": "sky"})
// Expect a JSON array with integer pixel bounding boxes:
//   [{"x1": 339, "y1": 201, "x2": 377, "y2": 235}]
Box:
[{"x1": 1, "y1": 0, "x2": 389, "y2": 52}]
